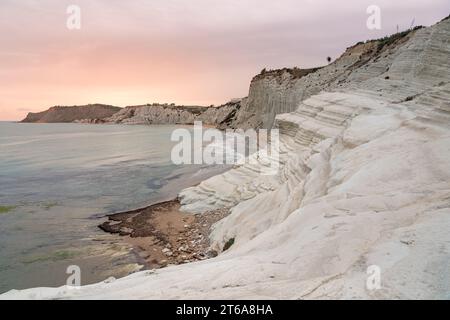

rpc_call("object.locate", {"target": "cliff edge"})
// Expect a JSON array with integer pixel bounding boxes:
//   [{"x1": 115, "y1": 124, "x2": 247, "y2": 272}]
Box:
[{"x1": 21, "y1": 104, "x2": 121, "y2": 123}]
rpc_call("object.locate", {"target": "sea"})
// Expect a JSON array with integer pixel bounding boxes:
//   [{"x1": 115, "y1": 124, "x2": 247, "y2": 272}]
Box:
[{"x1": 0, "y1": 122, "x2": 227, "y2": 293}]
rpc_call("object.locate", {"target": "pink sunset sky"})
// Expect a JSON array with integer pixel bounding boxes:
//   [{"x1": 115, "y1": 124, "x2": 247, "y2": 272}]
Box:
[{"x1": 0, "y1": 0, "x2": 448, "y2": 120}]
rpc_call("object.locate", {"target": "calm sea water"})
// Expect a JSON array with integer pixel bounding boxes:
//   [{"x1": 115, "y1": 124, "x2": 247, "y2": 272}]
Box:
[{"x1": 0, "y1": 122, "x2": 227, "y2": 293}]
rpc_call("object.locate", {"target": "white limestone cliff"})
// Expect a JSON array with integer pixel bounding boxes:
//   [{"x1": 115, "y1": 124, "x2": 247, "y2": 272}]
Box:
[{"x1": 105, "y1": 101, "x2": 242, "y2": 126}]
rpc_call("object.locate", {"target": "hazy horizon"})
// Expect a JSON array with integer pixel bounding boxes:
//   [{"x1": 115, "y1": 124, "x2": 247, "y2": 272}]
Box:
[{"x1": 0, "y1": 0, "x2": 448, "y2": 121}]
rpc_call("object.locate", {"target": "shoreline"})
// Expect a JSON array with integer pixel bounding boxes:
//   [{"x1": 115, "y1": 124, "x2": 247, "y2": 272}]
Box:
[{"x1": 98, "y1": 199, "x2": 230, "y2": 269}]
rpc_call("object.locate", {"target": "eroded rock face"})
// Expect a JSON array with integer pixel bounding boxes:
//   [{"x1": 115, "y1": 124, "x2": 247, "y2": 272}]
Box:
[
  {"x1": 172, "y1": 18, "x2": 450, "y2": 298},
  {"x1": 177, "y1": 23, "x2": 440, "y2": 217},
  {"x1": 104, "y1": 101, "x2": 242, "y2": 126},
  {"x1": 21, "y1": 104, "x2": 121, "y2": 123},
  {"x1": 229, "y1": 26, "x2": 427, "y2": 130}
]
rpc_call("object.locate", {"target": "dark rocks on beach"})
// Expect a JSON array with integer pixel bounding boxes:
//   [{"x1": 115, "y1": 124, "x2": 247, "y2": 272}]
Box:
[{"x1": 98, "y1": 199, "x2": 230, "y2": 269}]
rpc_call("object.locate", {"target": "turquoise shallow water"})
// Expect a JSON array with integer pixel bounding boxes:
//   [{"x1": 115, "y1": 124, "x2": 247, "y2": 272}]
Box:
[{"x1": 0, "y1": 122, "x2": 227, "y2": 293}]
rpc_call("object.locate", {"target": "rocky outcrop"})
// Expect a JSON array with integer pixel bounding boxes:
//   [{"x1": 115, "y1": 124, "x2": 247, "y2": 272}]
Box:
[
  {"x1": 229, "y1": 26, "x2": 425, "y2": 130},
  {"x1": 21, "y1": 104, "x2": 121, "y2": 123},
  {"x1": 178, "y1": 19, "x2": 450, "y2": 222},
  {"x1": 105, "y1": 100, "x2": 243, "y2": 126}
]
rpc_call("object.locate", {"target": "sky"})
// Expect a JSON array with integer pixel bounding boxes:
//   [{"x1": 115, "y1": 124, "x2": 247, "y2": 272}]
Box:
[{"x1": 0, "y1": 0, "x2": 448, "y2": 120}]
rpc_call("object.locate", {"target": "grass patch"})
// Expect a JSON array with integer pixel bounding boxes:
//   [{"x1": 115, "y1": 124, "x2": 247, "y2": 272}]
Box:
[
  {"x1": 349, "y1": 26, "x2": 424, "y2": 52},
  {"x1": 371, "y1": 26, "x2": 424, "y2": 52},
  {"x1": 0, "y1": 205, "x2": 17, "y2": 214}
]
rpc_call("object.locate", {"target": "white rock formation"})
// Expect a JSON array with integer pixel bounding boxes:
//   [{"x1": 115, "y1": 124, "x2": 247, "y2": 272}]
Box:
[
  {"x1": 105, "y1": 101, "x2": 241, "y2": 126},
  {"x1": 2, "y1": 17, "x2": 450, "y2": 300}
]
